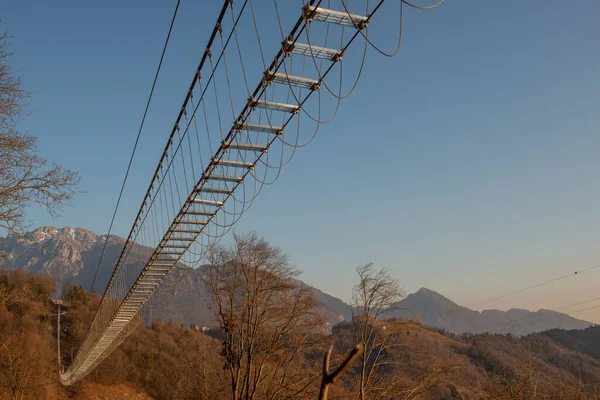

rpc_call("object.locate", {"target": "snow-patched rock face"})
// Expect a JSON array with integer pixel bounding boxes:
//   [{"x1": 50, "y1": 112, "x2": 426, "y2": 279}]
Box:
[
  {"x1": 31, "y1": 229, "x2": 51, "y2": 243},
  {"x1": 0, "y1": 227, "x2": 105, "y2": 292},
  {"x1": 0, "y1": 226, "x2": 151, "y2": 295},
  {"x1": 65, "y1": 227, "x2": 75, "y2": 240}
]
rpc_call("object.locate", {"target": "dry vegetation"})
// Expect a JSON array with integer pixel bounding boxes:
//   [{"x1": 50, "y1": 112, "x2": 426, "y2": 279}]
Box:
[{"x1": 3, "y1": 253, "x2": 600, "y2": 399}]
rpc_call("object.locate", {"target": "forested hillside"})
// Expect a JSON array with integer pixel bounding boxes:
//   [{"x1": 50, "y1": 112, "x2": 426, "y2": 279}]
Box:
[{"x1": 2, "y1": 269, "x2": 600, "y2": 399}]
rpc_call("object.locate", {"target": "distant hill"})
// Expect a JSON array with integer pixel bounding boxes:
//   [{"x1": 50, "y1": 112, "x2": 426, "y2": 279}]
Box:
[
  {"x1": 0, "y1": 226, "x2": 592, "y2": 334},
  {"x1": 147, "y1": 270, "x2": 352, "y2": 328},
  {"x1": 391, "y1": 287, "x2": 592, "y2": 336},
  {"x1": 542, "y1": 325, "x2": 600, "y2": 359}
]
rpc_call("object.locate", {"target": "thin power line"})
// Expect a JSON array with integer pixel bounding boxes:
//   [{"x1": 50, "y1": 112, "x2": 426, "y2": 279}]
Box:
[
  {"x1": 500, "y1": 303, "x2": 600, "y2": 335},
  {"x1": 438, "y1": 264, "x2": 600, "y2": 318},
  {"x1": 88, "y1": 0, "x2": 181, "y2": 294},
  {"x1": 474, "y1": 295, "x2": 600, "y2": 334},
  {"x1": 529, "y1": 303, "x2": 600, "y2": 328}
]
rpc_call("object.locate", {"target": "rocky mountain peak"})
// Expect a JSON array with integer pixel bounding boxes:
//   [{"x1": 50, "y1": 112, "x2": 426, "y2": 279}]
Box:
[{"x1": 0, "y1": 226, "x2": 110, "y2": 292}]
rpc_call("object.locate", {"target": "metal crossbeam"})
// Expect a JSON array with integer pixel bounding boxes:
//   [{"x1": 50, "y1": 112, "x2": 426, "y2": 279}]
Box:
[
  {"x1": 284, "y1": 41, "x2": 342, "y2": 61},
  {"x1": 191, "y1": 198, "x2": 223, "y2": 206},
  {"x1": 206, "y1": 174, "x2": 243, "y2": 183},
  {"x1": 234, "y1": 122, "x2": 284, "y2": 134},
  {"x1": 212, "y1": 158, "x2": 254, "y2": 169},
  {"x1": 250, "y1": 98, "x2": 299, "y2": 114},
  {"x1": 265, "y1": 71, "x2": 320, "y2": 90},
  {"x1": 224, "y1": 141, "x2": 269, "y2": 152},
  {"x1": 303, "y1": 5, "x2": 368, "y2": 28}
]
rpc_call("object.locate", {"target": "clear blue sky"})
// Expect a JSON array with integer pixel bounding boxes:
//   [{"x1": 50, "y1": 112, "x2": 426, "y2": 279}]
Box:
[{"x1": 3, "y1": 1, "x2": 600, "y2": 321}]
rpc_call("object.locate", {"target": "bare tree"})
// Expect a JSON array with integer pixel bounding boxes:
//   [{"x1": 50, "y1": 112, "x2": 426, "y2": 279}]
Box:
[
  {"x1": 0, "y1": 29, "x2": 80, "y2": 234},
  {"x1": 351, "y1": 263, "x2": 405, "y2": 400},
  {"x1": 0, "y1": 271, "x2": 59, "y2": 399},
  {"x1": 0, "y1": 335, "x2": 57, "y2": 400},
  {"x1": 175, "y1": 330, "x2": 228, "y2": 400},
  {"x1": 485, "y1": 342, "x2": 549, "y2": 400},
  {"x1": 386, "y1": 358, "x2": 462, "y2": 400},
  {"x1": 201, "y1": 232, "x2": 325, "y2": 400}
]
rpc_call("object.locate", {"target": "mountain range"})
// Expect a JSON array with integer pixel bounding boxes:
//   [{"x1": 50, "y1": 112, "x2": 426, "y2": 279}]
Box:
[
  {"x1": 390, "y1": 287, "x2": 591, "y2": 336},
  {"x1": 0, "y1": 226, "x2": 592, "y2": 335}
]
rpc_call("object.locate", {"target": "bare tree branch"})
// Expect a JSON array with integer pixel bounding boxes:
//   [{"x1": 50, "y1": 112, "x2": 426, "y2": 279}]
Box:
[
  {"x1": 351, "y1": 263, "x2": 405, "y2": 399},
  {"x1": 319, "y1": 344, "x2": 362, "y2": 400},
  {"x1": 0, "y1": 28, "x2": 81, "y2": 234}
]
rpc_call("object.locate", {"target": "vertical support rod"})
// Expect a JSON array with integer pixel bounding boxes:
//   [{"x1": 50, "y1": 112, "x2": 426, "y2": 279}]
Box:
[{"x1": 57, "y1": 303, "x2": 61, "y2": 370}]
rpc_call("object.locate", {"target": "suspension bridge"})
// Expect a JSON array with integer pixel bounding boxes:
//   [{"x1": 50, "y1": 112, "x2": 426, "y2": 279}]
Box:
[{"x1": 59, "y1": 0, "x2": 442, "y2": 385}]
